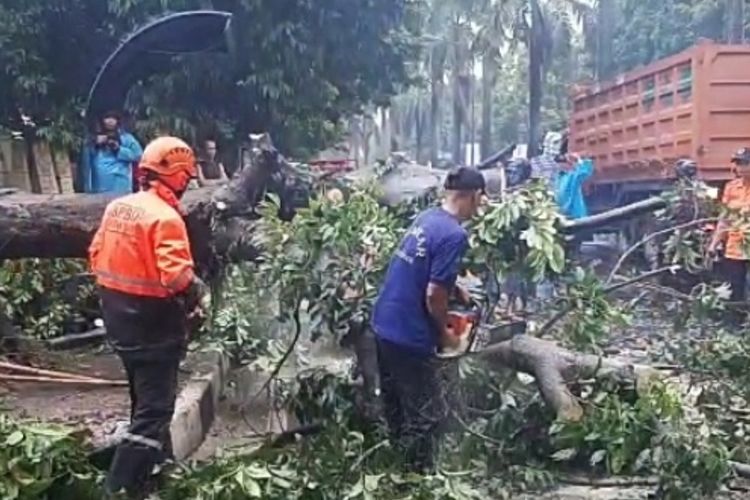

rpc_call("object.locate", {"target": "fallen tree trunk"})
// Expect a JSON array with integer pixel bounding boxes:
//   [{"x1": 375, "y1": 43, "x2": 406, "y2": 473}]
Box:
[
  {"x1": 561, "y1": 197, "x2": 666, "y2": 234},
  {"x1": 476, "y1": 334, "x2": 658, "y2": 421},
  {"x1": 0, "y1": 188, "x2": 211, "y2": 260},
  {"x1": 350, "y1": 330, "x2": 657, "y2": 423},
  {"x1": 0, "y1": 133, "x2": 289, "y2": 269}
]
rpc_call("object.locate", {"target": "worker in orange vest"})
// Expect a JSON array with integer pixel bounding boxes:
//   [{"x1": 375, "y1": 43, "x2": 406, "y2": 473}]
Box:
[
  {"x1": 89, "y1": 136, "x2": 205, "y2": 498},
  {"x1": 709, "y1": 148, "x2": 750, "y2": 326}
]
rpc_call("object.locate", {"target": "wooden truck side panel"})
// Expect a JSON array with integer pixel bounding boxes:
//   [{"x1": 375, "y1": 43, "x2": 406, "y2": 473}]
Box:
[
  {"x1": 569, "y1": 41, "x2": 750, "y2": 187},
  {"x1": 699, "y1": 44, "x2": 750, "y2": 181}
]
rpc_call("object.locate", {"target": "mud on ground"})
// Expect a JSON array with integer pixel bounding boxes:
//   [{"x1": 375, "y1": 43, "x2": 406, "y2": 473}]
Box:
[{"x1": 1, "y1": 346, "x2": 216, "y2": 447}]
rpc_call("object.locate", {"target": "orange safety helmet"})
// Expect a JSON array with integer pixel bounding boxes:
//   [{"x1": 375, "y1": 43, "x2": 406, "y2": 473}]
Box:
[{"x1": 139, "y1": 136, "x2": 197, "y2": 193}]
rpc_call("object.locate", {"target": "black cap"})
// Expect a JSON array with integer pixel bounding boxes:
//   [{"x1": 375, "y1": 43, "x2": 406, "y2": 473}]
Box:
[
  {"x1": 444, "y1": 167, "x2": 486, "y2": 193},
  {"x1": 732, "y1": 148, "x2": 750, "y2": 166}
]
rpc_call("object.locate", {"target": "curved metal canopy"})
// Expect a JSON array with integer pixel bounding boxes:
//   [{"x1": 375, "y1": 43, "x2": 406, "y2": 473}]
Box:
[{"x1": 85, "y1": 10, "x2": 232, "y2": 122}]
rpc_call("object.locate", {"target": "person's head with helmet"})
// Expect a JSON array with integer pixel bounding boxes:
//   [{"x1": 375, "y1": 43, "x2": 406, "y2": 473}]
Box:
[
  {"x1": 506, "y1": 158, "x2": 532, "y2": 187},
  {"x1": 138, "y1": 137, "x2": 197, "y2": 199},
  {"x1": 733, "y1": 148, "x2": 750, "y2": 182},
  {"x1": 674, "y1": 158, "x2": 698, "y2": 180}
]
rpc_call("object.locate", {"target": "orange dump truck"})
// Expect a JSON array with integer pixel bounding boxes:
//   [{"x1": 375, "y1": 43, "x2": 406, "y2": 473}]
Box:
[{"x1": 569, "y1": 40, "x2": 750, "y2": 212}]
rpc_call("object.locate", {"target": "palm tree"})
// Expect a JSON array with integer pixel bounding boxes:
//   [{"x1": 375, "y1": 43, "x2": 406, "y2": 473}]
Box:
[
  {"x1": 451, "y1": 15, "x2": 472, "y2": 164},
  {"x1": 525, "y1": 0, "x2": 592, "y2": 155},
  {"x1": 528, "y1": 0, "x2": 545, "y2": 157},
  {"x1": 594, "y1": 0, "x2": 617, "y2": 80},
  {"x1": 473, "y1": 1, "x2": 508, "y2": 160},
  {"x1": 726, "y1": 0, "x2": 745, "y2": 43},
  {"x1": 429, "y1": 44, "x2": 446, "y2": 166},
  {"x1": 421, "y1": 0, "x2": 456, "y2": 166}
]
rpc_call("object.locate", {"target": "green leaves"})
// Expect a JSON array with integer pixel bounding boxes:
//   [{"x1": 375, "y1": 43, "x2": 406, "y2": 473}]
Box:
[
  {"x1": 555, "y1": 267, "x2": 630, "y2": 352},
  {"x1": 234, "y1": 469, "x2": 262, "y2": 497},
  {"x1": 468, "y1": 181, "x2": 565, "y2": 283},
  {"x1": 0, "y1": 259, "x2": 95, "y2": 340},
  {"x1": 549, "y1": 381, "x2": 687, "y2": 477},
  {"x1": 1, "y1": 0, "x2": 417, "y2": 155},
  {"x1": 5, "y1": 431, "x2": 24, "y2": 447},
  {"x1": 0, "y1": 415, "x2": 101, "y2": 500},
  {"x1": 550, "y1": 447, "x2": 577, "y2": 462},
  {"x1": 257, "y1": 185, "x2": 403, "y2": 342}
]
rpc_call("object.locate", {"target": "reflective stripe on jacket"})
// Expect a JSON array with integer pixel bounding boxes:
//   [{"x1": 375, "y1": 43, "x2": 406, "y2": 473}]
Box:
[{"x1": 89, "y1": 189, "x2": 195, "y2": 298}]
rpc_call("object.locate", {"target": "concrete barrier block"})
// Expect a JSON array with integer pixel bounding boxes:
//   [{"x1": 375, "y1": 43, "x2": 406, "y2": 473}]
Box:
[{"x1": 170, "y1": 351, "x2": 228, "y2": 460}]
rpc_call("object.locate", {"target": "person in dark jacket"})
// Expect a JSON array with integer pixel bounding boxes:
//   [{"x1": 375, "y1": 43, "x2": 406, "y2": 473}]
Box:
[
  {"x1": 196, "y1": 139, "x2": 229, "y2": 187},
  {"x1": 371, "y1": 167, "x2": 485, "y2": 473},
  {"x1": 80, "y1": 111, "x2": 143, "y2": 194}
]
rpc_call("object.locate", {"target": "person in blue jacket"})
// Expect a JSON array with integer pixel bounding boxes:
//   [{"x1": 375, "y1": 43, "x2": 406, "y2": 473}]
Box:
[
  {"x1": 555, "y1": 153, "x2": 594, "y2": 219},
  {"x1": 80, "y1": 111, "x2": 143, "y2": 194}
]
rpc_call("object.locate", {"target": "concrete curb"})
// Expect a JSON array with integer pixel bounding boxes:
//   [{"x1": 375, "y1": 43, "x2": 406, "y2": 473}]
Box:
[{"x1": 170, "y1": 350, "x2": 229, "y2": 460}]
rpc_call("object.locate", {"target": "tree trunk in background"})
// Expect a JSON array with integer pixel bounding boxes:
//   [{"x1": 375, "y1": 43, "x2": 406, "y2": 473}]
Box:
[
  {"x1": 363, "y1": 117, "x2": 372, "y2": 167},
  {"x1": 452, "y1": 19, "x2": 472, "y2": 165},
  {"x1": 429, "y1": 47, "x2": 445, "y2": 167},
  {"x1": 469, "y1": 62, "x2": 476, "y2": 166},
  {"x1": 390, "y1": 106, "x2": 399, "y2": 152},
  {"x1": 528, "y1": 0, "x2": 544, "y2": 158},
  {"x1": 415, "y1": 99, "x2": 424, "y2": 164},
  {"x1": 727, "y1": 0, "x2": 745, "y2": 43},
  {"x1": 452, "y1": 21, "x2": 464, "y2": 165},
  {"x1": 381, "y1": 108, "x2": 392, "y2": 160},
  {"x1": 480, "y1": 52, "x2": 495, "y2": 160},
  {"x1": 595, "y1": 0, "x2": 616, "y2": 80},
  {"x1": 349, "y1": 117, "x2": 363, "y2": 168}
]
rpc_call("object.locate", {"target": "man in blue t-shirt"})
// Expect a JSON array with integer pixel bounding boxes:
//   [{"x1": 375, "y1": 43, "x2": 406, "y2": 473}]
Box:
[{"x1": 371, "y1": 166, "x2": 486, "y2": 473}]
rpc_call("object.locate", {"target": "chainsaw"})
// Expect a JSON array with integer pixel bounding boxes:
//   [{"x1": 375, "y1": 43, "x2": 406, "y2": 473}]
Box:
[{"x1": 435, "y1": 305, "x2": 483, "y2": 359}]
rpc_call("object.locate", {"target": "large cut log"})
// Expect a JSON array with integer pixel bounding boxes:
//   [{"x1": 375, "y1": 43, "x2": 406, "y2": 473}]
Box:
[
  {"x1": 0, "y1": 134, "x2": 295, "y2": 268},
  {"x1": 476, "y1": 334, "x2": 658, "y2": 421},
  {"x1": 348, "y1": 331, "x2": 657, "y2": 423}
]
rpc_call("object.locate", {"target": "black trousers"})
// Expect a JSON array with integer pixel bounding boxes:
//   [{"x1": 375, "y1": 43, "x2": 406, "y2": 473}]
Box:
[
  {"x1": 105, "y1": 351, "x2": 180, "y2": 498},
  {"x1": 376, "y1": 338, "x2": 444, "y2": 473},
  {"x1": 719, "y1": 258, "x2": 749, "y2": 302}
]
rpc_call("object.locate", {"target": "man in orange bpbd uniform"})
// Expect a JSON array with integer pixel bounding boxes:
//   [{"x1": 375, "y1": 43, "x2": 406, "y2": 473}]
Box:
[
  {"x1": 89, "y1": 136, "x2": 206, "y2": 498},
  {"x1": 709, "y1": 148, "x2": 750, "y2": 325}
]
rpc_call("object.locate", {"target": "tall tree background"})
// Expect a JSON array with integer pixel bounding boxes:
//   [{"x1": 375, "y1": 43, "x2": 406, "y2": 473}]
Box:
[
  {"x1": 1, "y1": 0, "x2": 750, "y2": 164},
  {"x1": 0, "y1": 0, "x2": 419, "y2": 157},
  {"x1": 390, "y1": 0, "x2": 750, "y2": 165}
]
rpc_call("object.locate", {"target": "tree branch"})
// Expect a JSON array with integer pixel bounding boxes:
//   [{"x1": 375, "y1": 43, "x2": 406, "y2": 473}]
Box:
[
  {"x1": 249, "y1": 302, "x2": 303, "y2": 405},
  {"x1": 605, "y1": 218, "x2": 716, "y2": 285},
  {"x1": 538, "y1": 266, "x2": 679, "y2": 336}
]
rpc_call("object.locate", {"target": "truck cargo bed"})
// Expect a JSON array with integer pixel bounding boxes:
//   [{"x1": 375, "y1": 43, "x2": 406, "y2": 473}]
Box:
[{"x1": 570, "y1": 41, "x2": 750, "y2": 186}]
